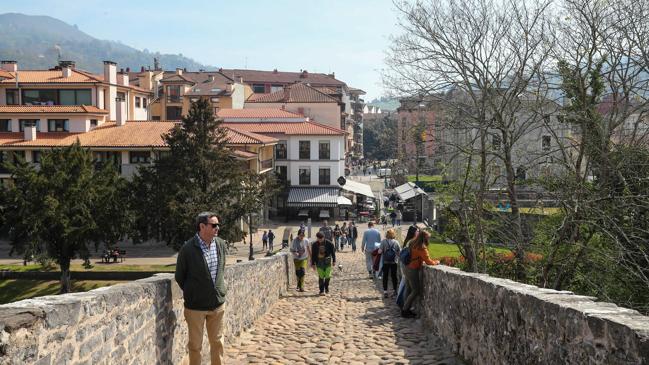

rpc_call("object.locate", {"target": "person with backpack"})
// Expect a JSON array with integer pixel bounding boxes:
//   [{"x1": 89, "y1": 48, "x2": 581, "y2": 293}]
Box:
[
  {"x1": 379, "y1": 228, "x2": 401, "y2": 298},
  {"x1": 311, "y1": 231, "x2": 336, "y2": 295},
  {"x1": 401, "y1": 230, "x2": 439, "y2": 318},
  {"x1": 267, "y1": 230, "x2": 275, "y2": 252},
  {"x1": 262, "y1": 231, "x2": 268, "y2": 251}
]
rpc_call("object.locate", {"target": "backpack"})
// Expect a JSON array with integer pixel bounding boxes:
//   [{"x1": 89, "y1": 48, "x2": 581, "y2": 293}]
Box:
[
  {"x1": 400, "y1": 247, "x2": 411, "y2": 265},
  {"x1": 383, "y1": 239, "x2": 397, "y2": 263}
]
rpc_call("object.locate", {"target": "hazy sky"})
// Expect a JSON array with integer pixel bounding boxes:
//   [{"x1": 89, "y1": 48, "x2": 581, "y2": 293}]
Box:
[{"x1": 3, "y1": 0, "x2": 402, "y2": 100}]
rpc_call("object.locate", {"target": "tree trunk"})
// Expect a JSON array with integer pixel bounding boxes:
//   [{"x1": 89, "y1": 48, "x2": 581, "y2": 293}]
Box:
[{"x1": 502, "y1": 132, "x2": 526, "y2": 281}]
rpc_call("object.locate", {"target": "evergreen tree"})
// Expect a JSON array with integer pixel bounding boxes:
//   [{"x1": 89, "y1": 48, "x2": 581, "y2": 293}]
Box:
[
  {"x1": 130, "y1": 98, "x2": 275, "y2": 250},
  {"x1": 0, "y1": 142, "x2": 129, "y2": 293}
]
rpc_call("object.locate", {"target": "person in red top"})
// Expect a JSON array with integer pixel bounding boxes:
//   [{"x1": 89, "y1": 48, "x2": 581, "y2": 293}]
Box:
[{"x1": 402, "y1": 230, "x2": 439, "y2": 318}]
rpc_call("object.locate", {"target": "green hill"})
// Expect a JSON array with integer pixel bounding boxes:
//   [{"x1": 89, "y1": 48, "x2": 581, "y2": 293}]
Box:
[{"x1": 0, "y1": 13, "x2": 214, "y2": 72}]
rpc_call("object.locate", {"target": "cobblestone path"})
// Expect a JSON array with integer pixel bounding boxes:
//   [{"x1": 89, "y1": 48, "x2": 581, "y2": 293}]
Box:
[{"x1": 225, "y1": 250, "x2": 462, "y2": 364}]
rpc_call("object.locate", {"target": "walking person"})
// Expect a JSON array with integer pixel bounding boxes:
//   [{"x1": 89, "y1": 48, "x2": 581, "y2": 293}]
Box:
[
  {"x1": 290, "y1": 229, "x2": 310, "y2": 292},
  {"x1": 319, "y1": 220, "x2": 333, "y2": 242},
  {"x1": 402, "y1": 230, "x2": 439, "y2": 318},
  {"x1": 267, "y1": 230, "x2": 275, "y2": 252},
  {"x1": 396, "y1": 209, "x2": 403, "y2": 226},
  {"x1": 311, "y1": 231, "x2": 336, "y2": 295},
  {"x1": 340, "y1": 222, "x2": 348, "y2": 250},
  {"x1": 175, "y1": 212, "x2": 227, "y2": 365},
  {"x1": 262, "y1": 230, "x2": 268, "y2": 251},
  {"x1": 379, "y1": 229, "x2": 401, "y2": 298},
  {"x1": 348, "y1": 222, "x2": 359, "y2": 252},
  {"x1": 390, "y1": 210, "x2": 397, "y2": 227},
  {"x1": 333, "y1": 224, "x2": 342, "y2": 251},
  {"x1": 361, "y1": 221, "x2": 382, "y2": 278}
]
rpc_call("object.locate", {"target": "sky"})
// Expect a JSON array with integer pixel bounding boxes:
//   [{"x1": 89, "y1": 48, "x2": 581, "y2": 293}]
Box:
[{"x1": 2, "y1": 0, "x2": 402, "y2": 101}]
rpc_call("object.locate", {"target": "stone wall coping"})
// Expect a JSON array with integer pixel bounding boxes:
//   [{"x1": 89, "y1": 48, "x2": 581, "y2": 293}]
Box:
[{"x1": 425, "y1": 264, "x2": 649, "y2": 335}]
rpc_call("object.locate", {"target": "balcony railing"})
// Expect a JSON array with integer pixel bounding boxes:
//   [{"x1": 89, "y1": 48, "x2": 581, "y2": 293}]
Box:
[
  {"x1": 260, "y1": 159, "x2": 273, "y2": 170},
  {"x1": 166, "y1": 95, "x2": 181, "y2": 103}
]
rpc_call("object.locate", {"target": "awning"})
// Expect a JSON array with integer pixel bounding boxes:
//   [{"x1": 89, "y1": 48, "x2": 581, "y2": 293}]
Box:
[
  {"x1": 287, "y1": 187, "x2": 341, "y2": 207},
  {"x1": 340, "y1": 179, "x2": 375, "y2": 199},
  {"x1": 337, "y1": 196, "x2": 353, "y2": 206},
  {"x1": 395, "y1": 182, "x2": 427, "y2": 201}
]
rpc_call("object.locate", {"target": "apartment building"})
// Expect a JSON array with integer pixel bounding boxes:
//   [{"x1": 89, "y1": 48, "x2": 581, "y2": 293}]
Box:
[{"x1": 218, "y1": 108, "x2": 350, "y2": 219}]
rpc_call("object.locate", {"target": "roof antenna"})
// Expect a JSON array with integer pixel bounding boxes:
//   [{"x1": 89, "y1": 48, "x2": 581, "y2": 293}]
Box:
[{"x1": 244, "y1": 57, "x2": 248, "y2": 69}]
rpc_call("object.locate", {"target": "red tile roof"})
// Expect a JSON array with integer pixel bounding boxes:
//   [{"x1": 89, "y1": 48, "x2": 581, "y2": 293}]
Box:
[
  {"x1": 224, "y1": 127, "x2": 278, "y2": 144},
  {"x1": 222, "y1": 121, "x2": 345, "y2": 136},
  {"x1": 219, "y1": 69, "x2": 346, "y2": 87},
  {"x1": 246, "y1": 83, "x2": 338, "y2": 104},
  {"x1": 0, "y1": 105, "x2": 109, "y2": 114},
  {"x1": 0, "y1": 70, "x2": 13, "y2": 79},
  {"x1": 216, "y1": 108, "x2": 304, "y2": 119},
  {"x1": 0, "y1": 70, "x2": 103, "y2": 84}
]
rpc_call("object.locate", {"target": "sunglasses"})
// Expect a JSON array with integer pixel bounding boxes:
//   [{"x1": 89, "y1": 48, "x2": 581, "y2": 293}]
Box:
[{"x1": 205, "y1": 222, "x2": 220, "y2": 229}]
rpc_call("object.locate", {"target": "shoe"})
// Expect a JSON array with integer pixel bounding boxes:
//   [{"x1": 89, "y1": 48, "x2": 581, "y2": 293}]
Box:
[
  {"x1": 383, "y1": 291, "x2": 389, "y2": 298},
  {"x1": 319, "y1": 292, "x2": 325, "y2": 296},
  {"x1": 392, "y1": 291, "x2": 398, "y2": 298},
  {"x1": 401, "y1": 310, "x2": 416, "y2": 318},
  {"x1": 299, "y1": 288, "x2": 305, "y2": 292}
]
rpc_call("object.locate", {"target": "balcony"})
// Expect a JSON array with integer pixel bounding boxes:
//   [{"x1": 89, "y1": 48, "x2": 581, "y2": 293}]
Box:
[{"x1": 166, "y1": 95, "x2": 181, "y2": 103}]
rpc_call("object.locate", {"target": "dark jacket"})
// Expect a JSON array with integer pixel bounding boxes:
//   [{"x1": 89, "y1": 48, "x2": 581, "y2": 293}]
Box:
[
  {"x1": 311, "y1": 239, "x2": 336, "y2": 267},
  {"x1": 175, "y1": 235, "x2": 227, "y2": 310}
]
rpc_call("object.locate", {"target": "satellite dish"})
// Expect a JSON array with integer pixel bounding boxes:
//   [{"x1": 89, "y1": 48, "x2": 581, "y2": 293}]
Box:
[{"x1": 337, "y1": 176, "x2": 346, "y2": 186}]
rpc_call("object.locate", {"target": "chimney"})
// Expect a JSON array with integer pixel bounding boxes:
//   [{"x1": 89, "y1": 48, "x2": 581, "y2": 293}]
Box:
[
  {"x1": 328, "y1": 72, "x2": 335, "y2": 78},
  {"x1": 126, "y1": 67, "x2": 130, "y2": 72},
  {"x1": 62, "y1": 66, "x2": 72, "y2": 78},
  {"x1": 300, "y1": 70, "x2": 308, "y2": 78},
  {"x1": 1, "y1": 61, "x2": 17, "y2": 72},
  {"x1": 273, "y1": 69, "x2": 278, "y2": 74},
  {"x1": 176, "y1": 68, "x2": 183, "y2": 75},
  {"x1": 116, "y1": 98, "x2": 126, "y2": 126},
  {"x1": 226, "y1": 82, "x2": 233, "y2": 92},
  {"x1": 103, "y1": 61, "x2": 117, "y2": 84},
  {"x1": 140, "y1": 66, "x2": 145, "y2": 72},
  {"x1": 208, "y1": 74, "x2": 215, "y2": 82},
  {"x1": 24, "y1": 122, "x2": 37, "y2": 141},
  {"x1": 218, "y1": 68, "x2": 223, "y2": 72},
  {"x1": 117, "y1": 72, "x2": 129, "y2": 86}
]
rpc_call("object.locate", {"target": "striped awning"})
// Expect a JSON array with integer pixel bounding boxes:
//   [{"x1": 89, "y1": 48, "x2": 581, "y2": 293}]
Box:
[{"x1": 287, "y1": 187, "x2": 341, "y2": 207}]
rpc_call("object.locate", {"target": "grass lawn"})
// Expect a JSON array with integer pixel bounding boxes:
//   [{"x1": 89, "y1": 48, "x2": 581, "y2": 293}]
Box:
[
  {"x1": 407, "y1": 175, "x2": 443, "y2": 183},
  {"x1": 0, "y1": 279, "x2": 125, "y2": 304},
  {"x1": 0, "y1": 263, "x2": 176, "y2": 272},
  {"x1": 427, "y1": 242, "x2": 510, "y2": 259}
]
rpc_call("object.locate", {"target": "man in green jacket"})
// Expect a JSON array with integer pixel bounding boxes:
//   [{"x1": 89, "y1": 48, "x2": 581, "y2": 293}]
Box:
[{"x1": 175, "y1": 212, "x2": 227, "y2": 365}]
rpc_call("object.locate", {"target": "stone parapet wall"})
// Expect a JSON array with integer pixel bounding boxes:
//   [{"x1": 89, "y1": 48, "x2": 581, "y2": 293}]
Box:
[
  {"x1": 0, "y1": 253, "x2": 294, "y2": 365},
  {"x1": 420, "y1": 265, "x2": 649, "y2": 365}
]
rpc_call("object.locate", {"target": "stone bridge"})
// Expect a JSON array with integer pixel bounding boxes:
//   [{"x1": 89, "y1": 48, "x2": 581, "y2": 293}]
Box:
[{"x1": 0, "y1": 251, "x2": 647, "y2": 364}]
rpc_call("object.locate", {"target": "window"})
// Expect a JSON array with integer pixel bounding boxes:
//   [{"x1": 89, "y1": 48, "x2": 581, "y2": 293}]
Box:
[
  {"x1": 21, "y1": 89, "x2": 91, "y2": 105},
  {"x1": 135, "y1": 96, "x2": 141, "y2": 108},
  {"x1": 59, "y1": 89, "x2": 91, "y2": 105},
  {"x1": 516, "y1": 166, "x2": 526, "y2": 181},
  {"x1": 90, "y1": 119, "x2": 98, "y2": 128},
  {"x1": 299, "y1": 141, "x2": 310, "y2": 160},
  {"x1": 6, "y1": 89, "x2": 18, "y2": 105},
  {"x1": 542, "y1": 135, "x2": 551, "y2": 151},
  {"x1": 19, "y1": 120, "x2": 40, "y2": 132},
  {"x1": 319, "y1": 168, "x2": 331, "y2": 185},
  {"x1": 142, "y1": 98, "x2": 147, "y2": 108},
  {"x1": 0, "y1": 120, "x2": 10, "y2": 132},
  {"x1": 275, "y1": 165, "x2": 287, "y2": 183},
  {"x1": 166, "y1": 106, "x2": 182, "y2": 120},
  {"x1": 275, "y1": 141, "x2": 287, "y2": 159},
  {"x1": 166, "y1": 85, "x2": 181, "y2": 102},
  {"x1": 48, "y1": 119, "x2": 69, "y2": 132},
  {"x1": 252, "y1": 84, "x2": 265, "y2": 93},
  {"x1": 32, "y1": 151, "x2": 42, "y2": 164},
  {"x1": 270, "y1": 84, "x2": 283, "y2": 93},
  {"x1": 318, "y1": 141, "x2": 330, "y2": 160},
  {"x1": 129, "y1": 151, "x2": 151, "y2": 164},
  {"x1": 299, "y1": 167, "x2": 311, "y2": 185},
  {"x1": 492, "y1": 135, "x2": 501, "y2": 150}
]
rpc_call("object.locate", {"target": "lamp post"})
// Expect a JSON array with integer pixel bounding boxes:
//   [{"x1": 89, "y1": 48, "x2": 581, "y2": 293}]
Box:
[{"x1": 248, "y1": 213, "x2": 254, "y2": 261}]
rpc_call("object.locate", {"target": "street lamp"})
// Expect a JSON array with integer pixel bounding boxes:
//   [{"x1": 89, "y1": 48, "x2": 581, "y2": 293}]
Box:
[{"x1": 248, "y1": 214, "x2": 254, "y2": 261}]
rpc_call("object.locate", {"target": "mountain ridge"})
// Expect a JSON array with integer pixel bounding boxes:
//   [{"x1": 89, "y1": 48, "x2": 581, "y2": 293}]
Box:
[{"x1": 0, "y1": 13, "x2": 215, "y2": 73}]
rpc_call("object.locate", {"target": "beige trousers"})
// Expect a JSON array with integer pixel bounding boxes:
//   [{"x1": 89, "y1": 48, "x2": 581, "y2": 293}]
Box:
[{"x1": 183, "y1": 306, "x2": 225, "y2": 365}]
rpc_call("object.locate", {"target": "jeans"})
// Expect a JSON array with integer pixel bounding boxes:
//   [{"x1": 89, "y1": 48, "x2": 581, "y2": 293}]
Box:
[
  {"x1": 350, "y1": 238, "x2": 357, "y2": 251},
  {"x1": 403, "y1": 266, "x2": 422, "y2": 311},
  {"x1": 269, "y1": 239, "x2": 274, "y2": 251},
  {"x1": 364, "y1": 250, "x2": 374, "y2": 274},
  {"x1": 382, "y1": 263, "x2": 399, "y2": 291}
]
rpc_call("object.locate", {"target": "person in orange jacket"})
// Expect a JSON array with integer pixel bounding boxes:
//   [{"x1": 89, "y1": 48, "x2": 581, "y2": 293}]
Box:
[{"x1": 402, "y1": 230, "x2": 439, "y2": 318}]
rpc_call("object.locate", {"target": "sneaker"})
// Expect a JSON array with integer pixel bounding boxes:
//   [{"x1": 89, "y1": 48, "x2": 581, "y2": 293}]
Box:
[
  {"x1": 401, "y1": 310, "x2": 416, "y2": 318},
  {"x1": 299, "y1": 288, "x2": 305, "y2": 292},
  {"x1": 319, "y1": 292, "x2": 325, "y2": 296}
]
